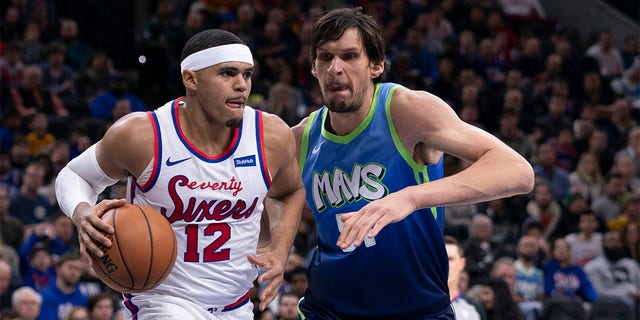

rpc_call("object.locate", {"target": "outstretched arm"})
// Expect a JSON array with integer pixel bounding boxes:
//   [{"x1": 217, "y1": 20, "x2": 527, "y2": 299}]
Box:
[
  {"x1": 247, "y1": 114, "x2": 306, "y2": 311},
  {"x1": 337, "y1": 87, "x2": 534, "y2": 249}
]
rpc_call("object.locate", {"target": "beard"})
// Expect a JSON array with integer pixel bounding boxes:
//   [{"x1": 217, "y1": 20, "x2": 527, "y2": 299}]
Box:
[
  {"x1": 324, "y1": 86, "x2": 365, "y2": 113},
  {"x1": 225, "y1": 118, "x2": 242, "y2": 128},
  {"x1": 604, "y1": 247, "x2": 628, "y2": 262}
]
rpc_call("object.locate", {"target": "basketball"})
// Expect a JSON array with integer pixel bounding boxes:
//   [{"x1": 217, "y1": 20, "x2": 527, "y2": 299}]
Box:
[{"x1": 89, "y1": 204, "x2": 177, "y2": 293}]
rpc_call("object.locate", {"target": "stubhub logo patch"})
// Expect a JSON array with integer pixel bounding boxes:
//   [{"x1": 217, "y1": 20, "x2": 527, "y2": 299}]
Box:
[{"x1": 234, "y1": 155, "x2": 256, "y2": 167}]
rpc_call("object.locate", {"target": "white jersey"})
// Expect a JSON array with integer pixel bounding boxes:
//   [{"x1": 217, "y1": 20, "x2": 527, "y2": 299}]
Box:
[{"x1": 124, "y1": 99, "x2": 270, "y2": 312}]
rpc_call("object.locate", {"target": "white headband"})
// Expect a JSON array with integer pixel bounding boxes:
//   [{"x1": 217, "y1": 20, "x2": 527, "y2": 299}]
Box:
[{"x1": 180, "y1": 44, "x2": 254, "y2": 72}]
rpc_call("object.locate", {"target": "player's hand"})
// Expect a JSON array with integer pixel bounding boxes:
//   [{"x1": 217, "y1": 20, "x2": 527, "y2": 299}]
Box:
[
  {"x1": 73, "y1": 198, "x2": 125, "y2": 264},
  {"x1": 336, "y1": 192, "x2": 416, "y2": 250},
  {"x1": 247, "y1": 253, "x2": 285, "y2": 311}
]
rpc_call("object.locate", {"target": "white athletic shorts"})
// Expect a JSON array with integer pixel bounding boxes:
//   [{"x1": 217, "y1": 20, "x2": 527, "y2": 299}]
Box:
[{"x1": 121, "y1": 293, "x2": 254, "y2": 320}]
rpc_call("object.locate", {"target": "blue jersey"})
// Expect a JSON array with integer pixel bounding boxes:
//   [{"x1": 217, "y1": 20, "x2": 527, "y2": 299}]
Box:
[{"x1": 299, "y1": 83, "x2": 449, "y2": 317}]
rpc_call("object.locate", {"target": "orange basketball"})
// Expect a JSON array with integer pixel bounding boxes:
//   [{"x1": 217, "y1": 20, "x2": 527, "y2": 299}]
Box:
[{"x1": 89, "y1": 204, "x2": 177, "y2": 293}]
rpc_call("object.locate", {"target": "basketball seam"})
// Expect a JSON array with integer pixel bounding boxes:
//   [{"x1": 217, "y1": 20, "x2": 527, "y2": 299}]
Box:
[
  {"x1": 137, "y1": 204, "x2": 154, "y2": 291},
  {"x1": 114, "y1": 206, "x2": 136, "y2": 292},
  {"x1": 149, "y1": 233, "x2": 176, "y2": 289},
  {"x1": 92, "y1": 207, "x2": 132, "y2": 292}
]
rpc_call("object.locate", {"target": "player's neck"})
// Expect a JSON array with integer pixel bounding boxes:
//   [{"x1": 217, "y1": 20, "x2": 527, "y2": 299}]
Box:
[{"x1": 177, "y1": 103, "x2": 236, "y2": 155}]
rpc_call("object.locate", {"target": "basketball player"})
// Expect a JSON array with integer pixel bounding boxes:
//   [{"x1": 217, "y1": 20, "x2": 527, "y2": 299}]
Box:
[
  {"x1": 292, "y1": 8, "x2": 534, "y2": 319},
  {"x1": 55, "y1": 29, "x2": 306, "y2": 319}
]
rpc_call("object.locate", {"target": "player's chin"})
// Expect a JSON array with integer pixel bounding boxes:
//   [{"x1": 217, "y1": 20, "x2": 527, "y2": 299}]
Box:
[{"x1": 225, "y1": 117, "x2": 242, "y2": 128}]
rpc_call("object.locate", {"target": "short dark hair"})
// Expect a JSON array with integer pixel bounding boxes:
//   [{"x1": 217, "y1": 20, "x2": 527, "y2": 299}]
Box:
[
  {"x1": 180, "y1": 29, "x2": 246, "y2": 62},
  {"x1": 88, "y1": 292, "x2": 113, "y2": 312},
  {"x1": 310, "y1": 7, "x2": 388, "y2": 83},
  {"x1": 444, "y1": 235, "x2": 464, "y2": 257}
]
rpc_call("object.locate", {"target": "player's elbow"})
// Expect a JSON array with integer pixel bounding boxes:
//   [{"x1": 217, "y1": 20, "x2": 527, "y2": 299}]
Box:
[{"x1": 513, "y1": 158, "x2": 535, "y2": 194}]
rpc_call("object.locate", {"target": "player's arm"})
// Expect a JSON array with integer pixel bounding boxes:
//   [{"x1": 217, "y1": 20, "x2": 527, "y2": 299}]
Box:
[
  {"x1": 248, "y1": 113, "x2": 306, "y2": 310},
  {"x1": 337, "y1": 88, "x2": 534, "y2": 249},
  {"x1": 396, "y1": 87, "x2": 534, "y2": 207},
  {"x1": 55, "y1": 112, "x2": 154, "y2": 261}
]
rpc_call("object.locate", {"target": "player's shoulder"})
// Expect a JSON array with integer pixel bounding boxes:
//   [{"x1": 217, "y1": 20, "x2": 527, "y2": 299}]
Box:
[
  {"x1": 390, "y1": 85, "x2": 443, "y2": 109},
  {"x1": 100, "y1": 111, "x2": 155, "y2": 153}
]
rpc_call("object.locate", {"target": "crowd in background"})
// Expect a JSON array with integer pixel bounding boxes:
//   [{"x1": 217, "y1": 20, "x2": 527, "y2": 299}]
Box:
[{"x1": 0, "y1": 0, "x2": 639, "y2": 319}]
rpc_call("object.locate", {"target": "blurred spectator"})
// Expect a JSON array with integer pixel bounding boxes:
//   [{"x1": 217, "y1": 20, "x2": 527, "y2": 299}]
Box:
[
  {"x1": 10, "y1": 135, "x2": 31, "y2": 172},
  {"x1": 568, "y1": 152, "x2": 604, "y2": 202},
  {"x1": 25, "y1": 113, "x2": 55, "y2": 157},
  {"x1": 0, "y1": 259, "x2": 14, "y2": 311},
  {"x1": 490, "y1": 257, "x2": 519, "y2": 304},
  {"x1": 586, "y1": 128, "x2": 614, "y2": 174},
  {"x1": 564, "y1": 210, "x2": 603, "y2": 267},
  {"x1": 526, "y1": 181, "x2": 562, "y2": 240},
  {"x1": 610, "y1": 58, "x2": 640, "y2": 110},
  {"x1": 90, "y1": 73, "x2": 146, "y2": 121},
  {"x1": 38, "y1": 253, "x2": 88, "y2": 320},
  {"x1": 426, "y1": 6, "x2": 456, "y2": 55},
  {"x1": 0, "y1": 7, "x2": 24, "y2": 43},
  {"x1": 446, "y1": 236, "x2": 483, "y2": 317},
  {"x1": 0, "y1": 42, "x2": 25, "y2": 90},
  {"x1": 622, "y1": 221, "x2": 640, "y2": 263},
  {"x1": 533, "y1": 143, "x2": 571, "y2": 201},
  {"x1": 590, "y1": 174, "x2": 625, "y2": 223},
  {"x1": 17, "y1": 221, "x2": 70, "y2": 290},
  {"x1": 11, "y1": 286, "x2": 41, "y2": 320},
  {"x1": 602, "y1": 99, "x2": 636, "y2": 150},
  {"x1": 9, "y1": 64, "x2": 66, "y2": 117},
  {"x1": 576, "y1": 70, "x2": 615, "y2": 111},
  {"x1": 39, "y1": 42, "x2": 80, "y2": 119},
  {"x1": 8, "y1": 162, "x2": 55, "y2": 229},
  {"x1": 87, "y1": 292, "x2": 114, "y2": 320},
  {"x1": 0, "y1": 149, "x2": 21, "y2": 196},
  {"x1": 463, "y1": 214, "x2": 508, "y2": 287},
  {"x1": 543, "y1": 238, "x2": 597, "y2": 306},
  {"x1": 534, "y1": 95, "x2": 573, "y2": 144},
  {"x1": 284, "y1": 266, "x2": 306, "y2": 299},
  {"x1": 553, "y1": 128, "x2": 578, "y2": 172},
  {"x1": 584, "y1": 231, "x2": 640, "y2": 314},
  {"x1": 0, "y1": 308, "x2": 22, "y2": 320},
  {"x1": 17, "y1": 240, "x2": 54, "y2": 292},
  {"x1": 444, "y1": 236, "x2": 482, "y2": 320},
  {"x1": 610, "y1": 153, "x2": 640, "y2": 195},
  {"x1": 275, "y1": 293, "x2": 298, "y2": 320},
  {"x1": 515, "y1": 37, "x2": 545, "y2": 80},
  {"x1": 607, "y1": 194, "x2": 640, "y2": 234},
  {"x1": 522, "y1": 217, "x2": 551, "y2": 269},
  {"x1": 265, "y1": 68, "x2": 306, "y2": 126},
  {"x1": 32, "y1": 154, "x2": 54, "y2": 206},
  {"x1": 621, "y1": 35, "x2": 639, "y2": 70},
  {"x1": 56, "y1": 18, "x2": 92, "y2": 72},
  {"x1": 49, "y1": 213, "x2": 77, "y2": 254},
  {"x1": 513, "y1": 235, "x2": 545, "y2": 320},
  {"x1": 75, "y1": 50, "x2": 114, "y2": 114},
  {"x1": 21, "y1": 22, "x2": 47, "y2": 66},
  {"x1": 615, "y1": 126, "x2": 640, "y2": 175},
  {"x1": 478, "y1": 278, "x2": 525, "y2": 320},
  {"x1": 495, "y1": 108, "x2": 534, "y2": 162},
  {"x1": 63, "y1": 306, "x2": 89, "y2": 320},
  {"x1": 586, "y1": 29, "x2": 624, "y2": 81},
  {"x1": 0, "y1": 186, "x2": 24, "y2": 251}
]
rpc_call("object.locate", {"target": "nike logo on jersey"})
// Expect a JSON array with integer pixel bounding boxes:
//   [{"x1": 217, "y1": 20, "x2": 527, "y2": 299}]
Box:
[
  {"x1": 166, "y1": 157, "x2": 192, "y2": 166},
  {"x1": 311, "y1": 141, "x2": 325, "y2": 154},
  {"x1": 234, "y1": 155, "x2": 256, "y2": 167}
]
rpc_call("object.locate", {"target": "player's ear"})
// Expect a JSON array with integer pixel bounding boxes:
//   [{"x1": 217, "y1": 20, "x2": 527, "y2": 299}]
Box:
[
  {"x1": 182, "y1": 70, "x2": 197, "y2": 90},
  {"x1": 311, "y1": 62, "x2": 318, "y2": 78},
  {"x1": 370, "y1": 60, "x2": 384, "y2": 79}
]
